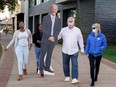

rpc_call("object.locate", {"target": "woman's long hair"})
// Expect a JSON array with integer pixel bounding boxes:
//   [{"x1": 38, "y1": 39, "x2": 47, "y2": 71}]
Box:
[{"x1": 36, "y1": 24, "x2": 41, "y2": 33}]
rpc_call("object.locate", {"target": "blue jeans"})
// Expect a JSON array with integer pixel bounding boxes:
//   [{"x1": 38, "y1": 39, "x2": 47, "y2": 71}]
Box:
[
  {"x1": 62, "y1": 52, "x2": 79, "y2": 79},
  {"x1": 15, "y1": 44, "x2": 29, "y2": 75},
  {"x1": 35, "y1": 47, "x2": 41, "y2": 69}
]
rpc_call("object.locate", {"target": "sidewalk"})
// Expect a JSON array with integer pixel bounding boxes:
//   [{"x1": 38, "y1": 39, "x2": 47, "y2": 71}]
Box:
[
  {"x1": 0, "y1": 33, "x2": 116, "y2": 87},
  {"x1": 0, "y1": 33, "x2": 14, "y2": 87}
]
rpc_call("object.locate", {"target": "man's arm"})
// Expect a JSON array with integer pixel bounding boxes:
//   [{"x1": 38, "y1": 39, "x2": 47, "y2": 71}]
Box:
[
  {"x1": 58, "y1": 29, "x2": 62, "y2": 40},
  {"x1": 78, "y1": 30, "x2": 84, "y2": 54}
]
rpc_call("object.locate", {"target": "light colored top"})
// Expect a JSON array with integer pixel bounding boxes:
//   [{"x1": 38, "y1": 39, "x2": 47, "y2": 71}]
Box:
[
  {"x1": 58, "y1": 26, "x2": 84, "y2": 55},
  {"x1": 50, "y1": 14, "x2": 56, "y2": 36},
  {"x1": 6, "y1": 29, "x2": 32, "y2": 49},
  {"x1": 18, "y1": 31, "x2": 28, "y2": 46}
]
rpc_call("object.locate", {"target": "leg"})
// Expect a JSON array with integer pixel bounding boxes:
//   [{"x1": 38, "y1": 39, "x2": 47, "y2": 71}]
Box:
[
  {"x1": 35, "y1": 47, "x2": 41, "y2": 73},
  {"x1": 71, "y1": 52, "x2": 78, "y2": 79},
  {"x1": 15, "y1": 45, "x2": 23, "y2": 81},
  {"x1": 45, "y1": 43, "x2": 55, "y2": 71},
  {"x1": 39, "y1": 44, "x2": 47, "y2": 70},
  {"x1": 39, "y1": 44, "x2": 48, "y2": 77},
  {"x1": 23, "y1": 46, "x2": 29, "y2": 69},
  {"x1": 88, "y1": 54, "x2": 95, "y2": 86},
  {"x1": 62, "y1": 52, "x2": 70, "y2": 77},
  {"x1": 23, "y1": 46, "x2": 29, "y2": 75},
  {"x1": 95, "y1": 55, "x2": 102, "y2": 81},
  {"x1": 15, "y1": 45, "x2": 23, "y2": 75}
]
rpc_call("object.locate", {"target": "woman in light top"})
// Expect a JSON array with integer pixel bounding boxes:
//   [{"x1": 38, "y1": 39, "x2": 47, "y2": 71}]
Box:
[{"x1": 4, "y1": 21, "x2": 32, "y2": 81}]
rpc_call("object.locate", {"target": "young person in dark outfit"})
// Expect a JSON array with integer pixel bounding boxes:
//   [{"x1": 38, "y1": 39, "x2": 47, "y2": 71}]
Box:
[{"x1": 33, "y1": 24, "x2": 42, "y2": 73}]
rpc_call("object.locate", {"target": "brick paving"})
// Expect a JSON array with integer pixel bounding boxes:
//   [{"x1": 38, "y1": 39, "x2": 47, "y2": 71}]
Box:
[{"x1": 0, "y1": 32, "x2": 116, "y2": 87}]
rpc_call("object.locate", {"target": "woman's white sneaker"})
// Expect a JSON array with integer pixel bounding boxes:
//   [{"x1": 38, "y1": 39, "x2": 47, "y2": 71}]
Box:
[
  {"x1": 64, "y1": 77, "x2": 70, "y2": 82},
  {"x1": 71, "y1": 78, "x2": 79, "y2": 84}
]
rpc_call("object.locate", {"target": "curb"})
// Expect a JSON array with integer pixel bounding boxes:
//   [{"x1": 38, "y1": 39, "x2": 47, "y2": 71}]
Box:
[
  {"x1": 0, "y1": 45, "x2": 5, "y2": 69},
  {"x1": 0, "y1": 46, "x2": 14, "y2": 87},
  {"x1": 102, "y1": 58, "x2": 116, "y2": 70}
]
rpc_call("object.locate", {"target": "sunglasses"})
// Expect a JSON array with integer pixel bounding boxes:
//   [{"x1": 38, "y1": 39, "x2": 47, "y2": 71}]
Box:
[{"x1": 92, "y1": 27, "x2": 96, "y2": 29}]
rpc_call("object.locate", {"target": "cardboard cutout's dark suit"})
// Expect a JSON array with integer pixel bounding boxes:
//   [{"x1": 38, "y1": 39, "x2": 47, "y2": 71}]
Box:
[{"x1": 40, "y1": 14, "x2": 61, "y2": 71}]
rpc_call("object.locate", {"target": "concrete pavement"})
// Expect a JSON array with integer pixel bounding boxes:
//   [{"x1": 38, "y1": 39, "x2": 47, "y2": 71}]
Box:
[
  {"x1": 0, "y1": 32, "x2": 116, "y2": 87},
  {"x1": 0, "y1": 33, "x2": 14, "y2": 87}
]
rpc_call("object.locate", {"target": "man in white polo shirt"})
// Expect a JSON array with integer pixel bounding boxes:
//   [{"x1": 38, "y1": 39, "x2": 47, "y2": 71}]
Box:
[{"x1": 58, "y1": 17, "x2": 84, "y2": 84}]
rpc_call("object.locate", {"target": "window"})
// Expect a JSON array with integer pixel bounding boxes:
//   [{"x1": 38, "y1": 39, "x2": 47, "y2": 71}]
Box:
[
  {"x1": 41, "y1": 0, "x2": 44, "y2": 3},
  {"x1": 44, "y1": 0, "x2": 49, "y2": 2},
  {"x1": 34, "y1": 0, "x2": 49, "y2": 5},
  {"x1": 34, "y1": 0, "x2": 37, "y2": 5},
  {"x1": 41, "y1": 0, "x2": 49, "y2": 3},
  {"x1": 37, "y1": 0, "x2": 41, "y2": 5},
  {"x1": 34, "y1": 0, "x2": 41, "y2": 5},
  {"x1": 57, "y1": 12, "x2": 61, "y2": 18}
]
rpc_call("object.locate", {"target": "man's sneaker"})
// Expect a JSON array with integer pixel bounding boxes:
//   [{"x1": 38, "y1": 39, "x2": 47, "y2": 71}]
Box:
[
  {"x1": 71, "y1": 78, "x2": 79, "y2": 84},
  {"x1": 64, "y1": 77, "x2": 70, "y2": 82}
]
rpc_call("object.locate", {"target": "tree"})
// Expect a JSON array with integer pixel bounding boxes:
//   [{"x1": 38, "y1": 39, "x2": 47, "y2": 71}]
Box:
[{"x1": 0, "y1": 0, "x2": 18, "y2": 12}]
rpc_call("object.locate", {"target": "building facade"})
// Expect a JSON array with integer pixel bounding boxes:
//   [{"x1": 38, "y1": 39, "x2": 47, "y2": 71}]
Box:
[
  {"x1": 11, "y1": 0, "x2": 29, "y2": 31},
  {"x1": 12, "y1": 0, "x2": 116, "y2": 45}
]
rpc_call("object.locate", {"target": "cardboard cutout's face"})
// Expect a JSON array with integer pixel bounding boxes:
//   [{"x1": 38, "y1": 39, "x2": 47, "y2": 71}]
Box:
[{"x1": 50, "y1": 5, "x2": 58, "y2": 16}]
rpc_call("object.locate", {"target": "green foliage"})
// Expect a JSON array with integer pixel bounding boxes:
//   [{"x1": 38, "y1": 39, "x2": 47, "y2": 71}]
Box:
[
  {"x1": 103, "y1": 46, "x2": 116, "y2": 63},
  {"x1": 58, "y1": 39, "x2": 63, "y2": 44},
  {"x1": 0, "y1": 0, "x2": 6, "y2": 11},
  {"x1": 0, "y1": 0, "x2": 18, "y2": 11},
  {"x1": 0, "y1": 43, "x2": 2, "y2": 59}
]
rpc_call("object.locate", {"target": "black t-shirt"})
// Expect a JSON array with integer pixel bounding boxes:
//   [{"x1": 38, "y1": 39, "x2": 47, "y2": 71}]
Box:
[{"x1": 32, "y1": 31, "x2": 42, "y2": 48}]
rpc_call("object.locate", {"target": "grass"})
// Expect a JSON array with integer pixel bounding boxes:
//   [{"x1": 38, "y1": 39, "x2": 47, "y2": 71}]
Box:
[
  {"x1": 103, "y1": 46, "x2": 116, "y2": 63},
  {"x1": 0, "y1": 43, "x2": 2, "y2": 59}
]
